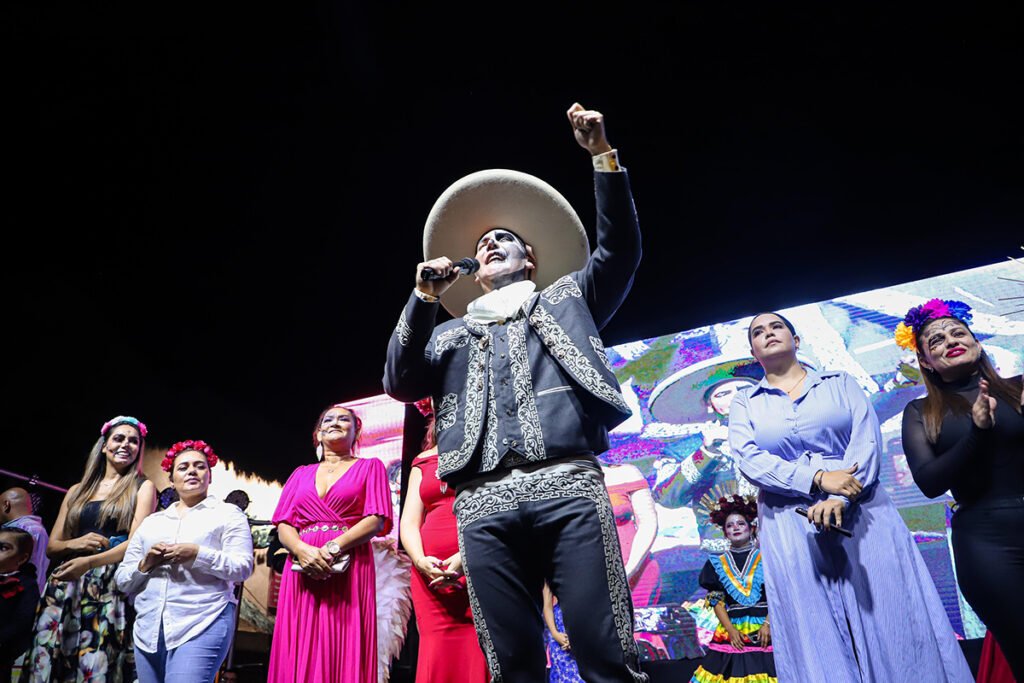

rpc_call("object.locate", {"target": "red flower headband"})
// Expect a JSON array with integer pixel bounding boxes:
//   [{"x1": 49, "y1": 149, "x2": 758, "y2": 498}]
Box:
[
  {"x1": 708, "y1": 494, "x2": 758, "y2": 528},
  {"x1": 161, "y1": 439, "x2": 219, "y2": 473}
]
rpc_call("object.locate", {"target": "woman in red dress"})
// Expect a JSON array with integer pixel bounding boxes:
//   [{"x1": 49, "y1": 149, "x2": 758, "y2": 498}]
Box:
[{"x1": 399, "y1": 401, "x2": 488, "y2": 682}]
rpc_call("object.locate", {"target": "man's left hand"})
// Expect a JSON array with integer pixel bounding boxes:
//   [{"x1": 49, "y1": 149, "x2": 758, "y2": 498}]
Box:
[{"x1": 567, "y1": 103, "x2": 613, "y2": 156}]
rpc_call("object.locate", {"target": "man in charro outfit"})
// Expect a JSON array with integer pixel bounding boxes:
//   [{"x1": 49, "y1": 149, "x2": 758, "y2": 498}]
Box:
[{"x1": 384, "y1": 103, "x2": 646, "y2": 683}]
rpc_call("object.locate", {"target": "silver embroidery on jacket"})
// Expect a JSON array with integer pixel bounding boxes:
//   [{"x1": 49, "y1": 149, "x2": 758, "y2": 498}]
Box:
[
  {"x1": 463, "y1": 317, "x2": 490, "y2": 336},
  {"x1": 508, "y1": 320, "x2": 545, "y2": 461},
  {"x1": 395, "y1": 309, "x2": 413, "y2": 347},
  {"x1": 435, "y1": 393, "x2": 458, "y2": 432},
  {"x1": 480, "y1": 361, "x2": 500, "y2": 472},
  {"x1": 454, "y1": 469, "x2": 646, "y2": 681},
  {"x1": 590, "y1": 335, "x2": 613, "y2": 372},
  {"x1": 434, "y1": 327, "x2": 471, "y2": 355},
  {"x1": 438, "y1": 340, "x2": 487, "y2": 475},
  {"x1": 541, "y1": 275, "x2": 583, "y2": 305},
  {"x1": 529, "y1": 305, "x2": 629, "y2": 413}
]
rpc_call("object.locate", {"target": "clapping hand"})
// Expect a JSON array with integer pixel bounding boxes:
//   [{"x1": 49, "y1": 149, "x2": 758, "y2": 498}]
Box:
[{"x1": 972, "y1": 379, "x2": 997, "y2": 429}]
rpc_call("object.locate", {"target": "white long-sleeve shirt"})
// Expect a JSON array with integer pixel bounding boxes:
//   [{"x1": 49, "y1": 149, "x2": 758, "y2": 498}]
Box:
[{"x1": 115, "y1": 495, "x2": 254, "y2": 653}]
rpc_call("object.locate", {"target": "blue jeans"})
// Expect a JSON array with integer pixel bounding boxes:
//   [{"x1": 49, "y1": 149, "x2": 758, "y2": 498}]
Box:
[{"x1": 135, "y1": 603, "x2": 235, "y2": 683}]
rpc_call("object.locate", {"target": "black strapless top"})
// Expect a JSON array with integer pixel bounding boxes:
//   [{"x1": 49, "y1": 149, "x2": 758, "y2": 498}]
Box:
[{"x1": 78, "y1": 500, "x2": 127, "y2": 537}]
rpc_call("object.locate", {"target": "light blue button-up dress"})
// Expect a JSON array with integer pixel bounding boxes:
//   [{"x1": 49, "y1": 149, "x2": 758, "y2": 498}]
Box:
[{"x1": 729, "y1": 369, "x2": 972, "y2": 682}]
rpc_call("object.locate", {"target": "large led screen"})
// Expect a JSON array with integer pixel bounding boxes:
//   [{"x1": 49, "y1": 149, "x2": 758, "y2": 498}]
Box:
[{"x1": 600, "y1": 260, "x2": 1021, "y2": 655}]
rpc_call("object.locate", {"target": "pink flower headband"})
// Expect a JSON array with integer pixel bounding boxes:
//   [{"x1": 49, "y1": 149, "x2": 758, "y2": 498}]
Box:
[
  {"x1": 894, "y1": 299, "x2": 974, "y2": 353},
  {"x1": 101, "y1": 416, "x2": 148, "y2": 438},
  {"x1": 161, "y1": 439, "x2": 219, "y2": 473}
]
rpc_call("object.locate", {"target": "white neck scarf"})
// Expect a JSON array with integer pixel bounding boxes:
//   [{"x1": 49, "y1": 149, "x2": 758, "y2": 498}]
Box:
[{"x1": 465, "y1": 280, "x2": 537, "y2": 325}]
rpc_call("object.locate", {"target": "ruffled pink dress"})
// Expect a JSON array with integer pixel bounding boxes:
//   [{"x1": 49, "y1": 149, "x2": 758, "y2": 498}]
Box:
[{"x1": 268, "y1": 458, "x2": 393, "y2": 683}]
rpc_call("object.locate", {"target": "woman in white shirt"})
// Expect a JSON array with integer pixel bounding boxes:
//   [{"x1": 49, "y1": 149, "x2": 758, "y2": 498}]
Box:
[{"x1": 115, "y1": 440, "x2": 253, "y2": 683}]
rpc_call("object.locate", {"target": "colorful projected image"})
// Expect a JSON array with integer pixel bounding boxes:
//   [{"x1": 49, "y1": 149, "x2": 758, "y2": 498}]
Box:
[{"x1": 601, "y1": 260, "x2": 1021, "y2": 651}]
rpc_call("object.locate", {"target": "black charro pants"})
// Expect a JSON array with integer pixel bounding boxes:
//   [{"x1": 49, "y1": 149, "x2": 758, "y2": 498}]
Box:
[{"x1": 455, "y1": 459, "x2": 647, "y2": 683}]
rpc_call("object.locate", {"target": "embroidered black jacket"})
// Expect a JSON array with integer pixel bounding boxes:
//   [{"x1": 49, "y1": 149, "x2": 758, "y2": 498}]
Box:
[{"x1": 384, "y1": 170, "x2": 641, "y2": 486}]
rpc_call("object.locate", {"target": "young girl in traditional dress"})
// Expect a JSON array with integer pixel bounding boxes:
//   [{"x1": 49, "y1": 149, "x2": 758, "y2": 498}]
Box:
[{"x1": 690, "y1": 494, "x2": 775, "y2": 683}]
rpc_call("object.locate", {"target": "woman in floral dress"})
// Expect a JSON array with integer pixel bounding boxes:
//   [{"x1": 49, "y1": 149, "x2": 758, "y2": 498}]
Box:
[{"x1": 23, "y1": 416, "x2": 156, "y2": 682}]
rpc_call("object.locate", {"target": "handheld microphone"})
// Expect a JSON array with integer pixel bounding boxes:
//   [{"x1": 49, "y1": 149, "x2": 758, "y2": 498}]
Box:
[
  {"x1": 795, "y1": 507, "x2": 853, "y2": 537},
  {"x1": 420, "y1": 257, "x2": 480, "y2": 281}
]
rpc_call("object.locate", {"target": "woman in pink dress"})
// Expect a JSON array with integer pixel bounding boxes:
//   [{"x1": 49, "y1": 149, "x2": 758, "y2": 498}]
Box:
[{"x1": 268, "y1": 404, "x2": 393, "y2": 683}]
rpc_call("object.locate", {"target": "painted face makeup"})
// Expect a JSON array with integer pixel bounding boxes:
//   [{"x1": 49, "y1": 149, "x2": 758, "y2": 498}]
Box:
[
  {"x1": 724, "y1": 513, "x2": 752, "y2": 546},
  {"x1": 474, "y1": 228, "x2": 534, "y2": 289},
  {"x1": 918, "y1": 318, "x2": 981, "y2": 379}
]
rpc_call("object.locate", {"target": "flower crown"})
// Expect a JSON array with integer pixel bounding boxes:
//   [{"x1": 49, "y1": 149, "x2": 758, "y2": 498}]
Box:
[
  {"x1": 894, "y1": 299, "x2": 974, "y2": 353},
  {"x1": 707, "y1": 494, "x2": 758, "y2": 528},
  {"x1": 101, "y1": 416, "x2": 148, "y2": 438},
  {"x1": 161, "y1": 439, "x2": 219, "y2": 473}
]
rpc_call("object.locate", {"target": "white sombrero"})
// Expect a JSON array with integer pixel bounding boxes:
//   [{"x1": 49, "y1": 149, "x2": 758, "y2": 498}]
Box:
[
  {"x1": 649, "y1": 354, "x2": 818, "y2": 425},
  {"x1": 423, "y1": 169, "x2": 590, "y2": 317}
]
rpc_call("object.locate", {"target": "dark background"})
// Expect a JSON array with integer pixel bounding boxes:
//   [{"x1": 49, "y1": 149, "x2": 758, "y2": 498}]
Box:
[{"x1": 6, "y1": 5, "x2": 1021, "y2": 506}]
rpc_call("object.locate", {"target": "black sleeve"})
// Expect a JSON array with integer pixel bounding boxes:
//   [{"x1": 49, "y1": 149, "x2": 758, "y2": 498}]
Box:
[
  {"x1": 698, "y1": 558, "x2": 723, "y2": 593},
  {"x1": 382, "y1": 292, "x2": 439, "y2": 402},
  {"x1": 577, "y1": 171, "x2": 641, "y2": 331},
  {"x1": 901, "y1": 400, "x2": 990, "y2": 499}
]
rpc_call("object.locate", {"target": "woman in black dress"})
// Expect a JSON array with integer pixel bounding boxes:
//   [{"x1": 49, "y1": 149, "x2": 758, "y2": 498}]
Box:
[{"x1": 898, "y1": 299, "x2": 1024, "y2": 680}]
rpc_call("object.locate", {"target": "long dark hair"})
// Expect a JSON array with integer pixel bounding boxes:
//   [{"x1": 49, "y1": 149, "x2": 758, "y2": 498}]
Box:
[{"x1": 916, "y1": 326, "x2": 1022, "y2": 443}]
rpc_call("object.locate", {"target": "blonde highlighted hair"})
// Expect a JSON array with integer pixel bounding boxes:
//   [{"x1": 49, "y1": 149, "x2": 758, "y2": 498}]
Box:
[{"x1": 63, "y1": 422, "x2": 146, "y2": 537}]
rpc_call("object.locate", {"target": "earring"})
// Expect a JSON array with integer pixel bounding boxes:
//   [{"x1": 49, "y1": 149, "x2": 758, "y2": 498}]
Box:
[{"x1": 316, "y1": 442, "x2": 324, "y2": 461}]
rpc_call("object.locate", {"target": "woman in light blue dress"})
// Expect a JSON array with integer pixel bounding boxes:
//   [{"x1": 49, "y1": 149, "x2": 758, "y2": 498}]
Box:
[{"x1": 728, "y1": 312, "x2": 971, "y2": 683}]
